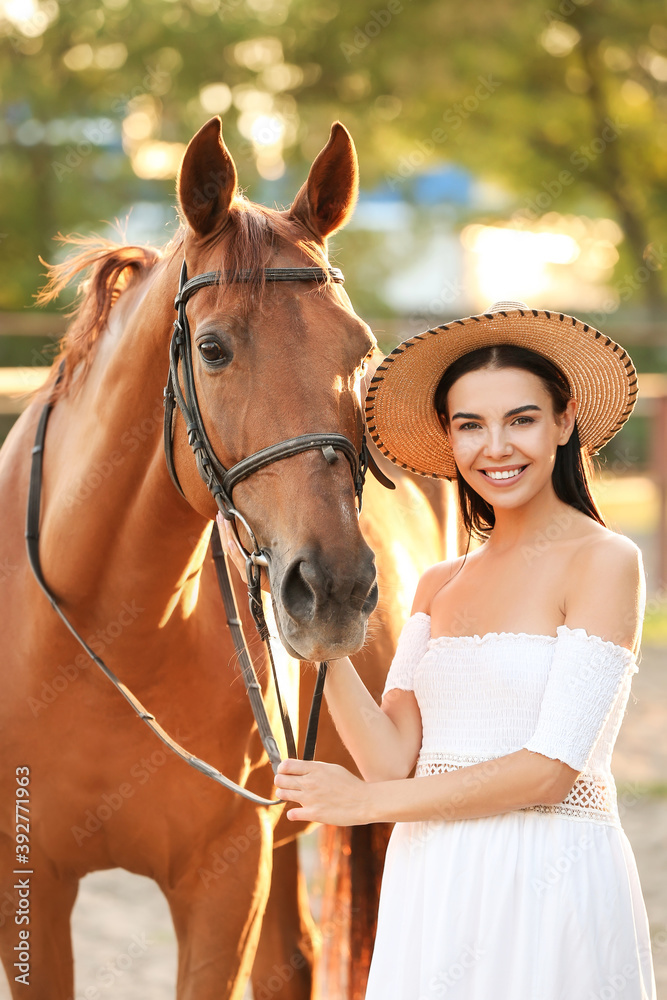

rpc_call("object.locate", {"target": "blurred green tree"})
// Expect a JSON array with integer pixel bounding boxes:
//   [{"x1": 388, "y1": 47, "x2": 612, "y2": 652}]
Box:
[{"x1": 1, "y1": 0, "x2": 665, "y2": 312}]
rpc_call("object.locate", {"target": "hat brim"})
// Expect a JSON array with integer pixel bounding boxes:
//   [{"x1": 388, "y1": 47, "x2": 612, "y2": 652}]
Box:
[{"x1": 364, "y1": 308, "x2": 638, "y2": 480}]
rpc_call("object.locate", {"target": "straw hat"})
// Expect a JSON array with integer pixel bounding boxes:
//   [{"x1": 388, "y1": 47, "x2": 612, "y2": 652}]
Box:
[{"x1": 364, "y1": 301, "x2": 639, "y2": 481}]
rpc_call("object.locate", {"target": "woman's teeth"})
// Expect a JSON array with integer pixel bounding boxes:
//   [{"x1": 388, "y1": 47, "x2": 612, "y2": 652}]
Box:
[{"x1": 482, "y1": 466, "x2": 526, "y2": 480}]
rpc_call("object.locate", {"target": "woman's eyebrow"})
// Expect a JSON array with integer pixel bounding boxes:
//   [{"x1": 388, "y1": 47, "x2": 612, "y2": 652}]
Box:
[{"x1": 451, "y1": 404, "x2": 542, "y2": 420}]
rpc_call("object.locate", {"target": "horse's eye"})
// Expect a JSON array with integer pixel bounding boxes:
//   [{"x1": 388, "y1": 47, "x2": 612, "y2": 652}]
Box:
[{"x1": 199, "y1": 340, "x2": 226, "y2": 364}]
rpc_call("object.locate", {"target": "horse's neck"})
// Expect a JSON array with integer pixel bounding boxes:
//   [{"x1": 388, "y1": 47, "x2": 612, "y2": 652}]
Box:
[{"x1": 40, "y1": 258, "x2": 209, "y2": 631}]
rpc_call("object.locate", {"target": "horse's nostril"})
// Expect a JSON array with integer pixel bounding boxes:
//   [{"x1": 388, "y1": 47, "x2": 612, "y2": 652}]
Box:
[
  {"x1": 278, "y1": 550, "x2": 377, "y2": 628},
  {"x1": 280, "y1": 559, "x2": 317, "y2": 624}
]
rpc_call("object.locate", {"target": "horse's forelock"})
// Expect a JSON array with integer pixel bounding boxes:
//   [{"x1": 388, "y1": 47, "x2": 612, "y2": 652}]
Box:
[
  {"x1": 210, "y1": 199, "x2": 333, "y2": 311},
  {"x1": 36, "y1": 200, "x2": 333, "y2": 400}
]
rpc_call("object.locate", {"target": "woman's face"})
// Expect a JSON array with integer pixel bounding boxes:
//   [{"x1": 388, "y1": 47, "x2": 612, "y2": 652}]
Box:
[{"x1": 442, "y1": 366, "x2": 577, "y2": 509}]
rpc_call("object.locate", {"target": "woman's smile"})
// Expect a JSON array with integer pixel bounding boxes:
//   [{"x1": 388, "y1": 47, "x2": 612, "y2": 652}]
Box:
[{"x1": 478, "y1": 464, "x2": 529, "y2": 484}]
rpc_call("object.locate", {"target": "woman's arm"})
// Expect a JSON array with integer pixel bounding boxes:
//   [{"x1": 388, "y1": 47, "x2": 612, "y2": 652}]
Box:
[
  {"x1": 320, "y1": 659, "x2": 422, "y2": 782},
  {"x1": 321, "y1": 560, "x2": 459, "y2": 782},
  {"x1": 276, "y1": 534, "x2": 643, "y2": 825},
  {"x1": 274, "y1": 747, "x2": 577, "y2": 825},
  {"x1": 367, "y1": 748, "x2": 579, "y2": 824},
  {"x1": 563, "y1": 530, "x2": 644, "y2": 655}
]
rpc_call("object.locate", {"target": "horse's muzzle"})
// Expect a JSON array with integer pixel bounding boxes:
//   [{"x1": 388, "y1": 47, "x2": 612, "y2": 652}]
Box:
[{"x1": 272, "y1": 544, "x2": 378, "y2": 660}]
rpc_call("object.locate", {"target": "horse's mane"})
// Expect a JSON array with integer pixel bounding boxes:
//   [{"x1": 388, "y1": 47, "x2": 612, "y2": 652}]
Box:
[{"x1": 37, "y1": 198, "x2": 331, "y2": 399}]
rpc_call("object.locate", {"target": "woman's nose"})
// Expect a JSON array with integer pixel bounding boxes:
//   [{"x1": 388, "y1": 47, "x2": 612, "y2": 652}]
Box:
[{"x1": 483, "y1": 426, "x2": 514, "y2": 459}]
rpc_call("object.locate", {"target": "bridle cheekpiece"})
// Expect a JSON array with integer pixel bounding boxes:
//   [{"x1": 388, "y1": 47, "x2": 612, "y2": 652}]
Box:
[{"x1": 163, "y1": 260, "x2": 370, "y2": 579}]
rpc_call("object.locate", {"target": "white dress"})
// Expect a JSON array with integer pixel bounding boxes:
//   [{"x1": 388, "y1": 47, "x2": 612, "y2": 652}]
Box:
[{"x1": 364, "y1": 614, "x2": 656, "y2": 1000}]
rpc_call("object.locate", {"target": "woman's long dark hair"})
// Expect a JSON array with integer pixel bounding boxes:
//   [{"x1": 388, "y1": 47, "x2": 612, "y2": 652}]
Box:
[{"x1": 434, "y1": 344, "x2": 605, "y2": 541}]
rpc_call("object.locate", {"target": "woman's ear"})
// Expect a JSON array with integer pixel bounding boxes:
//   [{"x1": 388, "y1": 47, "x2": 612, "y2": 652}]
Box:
[
  {"x1": 436, "y1": 410, "x2": 450, "y2": 438},
  {"x1": 557, "y1": 398, "x2": 578, "y2": 446}
]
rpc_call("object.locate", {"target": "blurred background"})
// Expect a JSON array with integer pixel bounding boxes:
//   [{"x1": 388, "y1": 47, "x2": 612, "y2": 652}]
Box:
[
  {"x1": 1, "y1": 0, "x2": 666, "y2": 597},
  {"x1": 1, "y1": 0, "x2": 666, "y2": 996}
]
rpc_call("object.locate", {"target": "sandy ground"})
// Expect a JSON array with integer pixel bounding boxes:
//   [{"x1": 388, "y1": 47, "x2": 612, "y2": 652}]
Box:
[{"x1": 1, "y1": 644, "x2": 665, "y2": 999}]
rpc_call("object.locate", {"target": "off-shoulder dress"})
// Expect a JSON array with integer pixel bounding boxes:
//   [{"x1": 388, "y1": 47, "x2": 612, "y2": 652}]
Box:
[{"x1": 364, "y1": 614, "x2": 656, "y2": 1000}]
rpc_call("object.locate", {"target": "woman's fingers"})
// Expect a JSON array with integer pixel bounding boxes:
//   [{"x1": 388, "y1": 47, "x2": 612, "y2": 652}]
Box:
[
  {"x1": 216, "y1": 512, "x2": 237, "y2": 554},
  {"x1": 276, "y1": 758, "x2": 312, "y2": 775},
  {"x1": 275, "y1": 760, "x2": 316, "y2": 805},
  {"x1": 274, "y1": 759, "x2": 369, "y2": 825},
  {"x1": 275, "y1": 787, "x2": 300, "y2": 801},
  {"x1": 216, "y1": 512, "x2": 245, "y2": 577},
  {"x1": 274, "y1": 773, "x2": 302, "y2": 790},
  {"x1": 216, "y1": 512, "x2": 273, "y2": 593},
  {"x1": 285, "y1": 807, "x2": 310, "y2": 821}
]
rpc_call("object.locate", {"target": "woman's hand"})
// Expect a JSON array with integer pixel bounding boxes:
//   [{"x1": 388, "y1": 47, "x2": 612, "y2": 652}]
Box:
[
  {"x1": 274, "y1": 758, "x2": 374, "y2": 825},
  {"x1": 216, "y1": 512, "x2": 247, "y2": 576},
  {"x1": 216, "y1": 512, "x2": 271, "y2": 592}
]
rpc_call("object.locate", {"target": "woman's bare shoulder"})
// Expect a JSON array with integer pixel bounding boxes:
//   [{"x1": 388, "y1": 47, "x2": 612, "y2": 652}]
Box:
[
  {"x1": 565, "y1": 525, "x2": 644, "y2": 650},
  {"x1": 411, "y1": 554, "x2": 470, "y2": 616},
  {"x1": 569, "y1": 523, "x2": 643, "y2": 578}
]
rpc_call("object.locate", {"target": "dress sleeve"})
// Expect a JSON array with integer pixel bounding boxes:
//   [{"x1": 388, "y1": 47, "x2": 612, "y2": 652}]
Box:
[
  {"x1": 382, "y1": 612, "x2": 432, "y2": 698},
  {"x1": 522, "y1": 625, "x2": 639, "y2": 772}
]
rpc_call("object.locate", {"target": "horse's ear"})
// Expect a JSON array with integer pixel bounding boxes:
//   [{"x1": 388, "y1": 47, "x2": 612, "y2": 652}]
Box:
[
  {"x1": 289, "y1": 121, "x2": 358, "y2": 241},
  {"x1": 177, "y1": 117, "x2": 238, "y2": 238}
]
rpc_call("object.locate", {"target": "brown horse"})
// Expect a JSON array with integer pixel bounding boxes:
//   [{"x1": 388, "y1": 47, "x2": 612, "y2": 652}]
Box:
[{"x1": 0, "y1": 117, "x2": 447, "y2": 999}]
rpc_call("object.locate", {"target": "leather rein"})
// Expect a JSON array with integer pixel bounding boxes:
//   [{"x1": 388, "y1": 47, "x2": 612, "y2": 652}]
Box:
[{"x1": 25, "y1": 259, "x2": 393, "y2": 807}]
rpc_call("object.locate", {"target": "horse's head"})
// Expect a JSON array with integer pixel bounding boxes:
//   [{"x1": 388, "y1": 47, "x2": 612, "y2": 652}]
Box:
[{"x1": 171, "y1": 117, "x2": 378, "y2": 661}]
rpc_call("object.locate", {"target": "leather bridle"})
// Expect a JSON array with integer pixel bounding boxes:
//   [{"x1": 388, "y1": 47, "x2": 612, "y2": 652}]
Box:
[
  {"x1": 164, "y1": 260, "x2": 368, "y2": 556},
  {"x1": 26, "y1": 257, "x2": 393, "y2": 807}
]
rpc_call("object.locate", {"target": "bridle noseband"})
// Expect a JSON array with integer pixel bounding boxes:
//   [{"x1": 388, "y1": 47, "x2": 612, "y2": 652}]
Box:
[{"x1": 26, "y1": 256, "x2": 392, "y2": 808}]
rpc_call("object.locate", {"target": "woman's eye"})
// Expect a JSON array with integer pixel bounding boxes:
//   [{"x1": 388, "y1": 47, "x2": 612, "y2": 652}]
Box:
[
  {"x1": 513, "y1": 417, "x2": 534, "y2": 425},
  {"x1": 459, "y1": 422, "x2": 480, "y2": 431},
  {"x1": 199, "y1": 340, "x2": 226, "y2": 363}
]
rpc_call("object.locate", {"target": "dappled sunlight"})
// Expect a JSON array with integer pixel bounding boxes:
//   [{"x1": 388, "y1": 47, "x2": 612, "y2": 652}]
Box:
[
  {"x1": 199, "y1": 82, "x2": 233, "y2": 115},
  {"x1": 263, "y1": 591, "x2": 301, "y2": 739},
  {"x1": 0, "y1": 0, "x2": 58, "y2": 37},
  {"x1": 131, "y1": 140, "x2": 186, "y2": 179},
  {"x1": 461, "y1": 214, "x2": 625, "y2": 311},
  {"x1": 159, "y1": 528, "x2": 212, "y2": 625},
  {"x1": 390, "y1": 537, "x2": 421, "y2": 616}
]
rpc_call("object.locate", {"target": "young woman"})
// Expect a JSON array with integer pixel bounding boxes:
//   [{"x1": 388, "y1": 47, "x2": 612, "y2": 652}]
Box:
[{"x1": 223, "y1": 301, "x2": 656, "y2": 998}]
